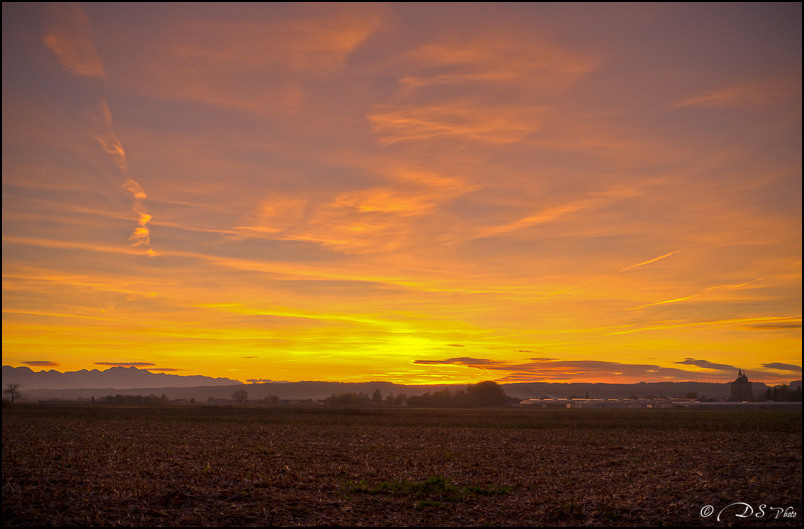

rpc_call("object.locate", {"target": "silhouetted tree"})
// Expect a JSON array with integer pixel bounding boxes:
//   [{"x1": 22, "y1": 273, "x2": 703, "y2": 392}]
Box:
[
  {"x1": 4, "y1": 383, "x2": 21, "y2": 405},
  {"x1": 768, "y1": 384, "x2": 801, "y2": 402},
  {"x1": 465, "y1": 381, "x2": 508, "y2": 407},
  {"x1": 232, "y1": 389, "x2": 248, "y2": 403},
  {"x1": 451, "y1": 389, "x2": 468, "y2": 407},
  {"x1": 409, "y1": 389, "x2": 454, "y2": 407},
  {"x1": 406, "y1": 382, "x2": 509, "y2": 408},
  {"x1": 372, "y1": 389, "x2": 383, "y2": 404},
  {"x1": 325, "y1": 391, "x2": 376, "y2": 406}
]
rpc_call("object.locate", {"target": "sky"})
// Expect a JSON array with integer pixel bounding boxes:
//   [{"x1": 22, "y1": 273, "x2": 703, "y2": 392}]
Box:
[{"x1": 2, "y1": 3, "x2": 801, "y2": 386}]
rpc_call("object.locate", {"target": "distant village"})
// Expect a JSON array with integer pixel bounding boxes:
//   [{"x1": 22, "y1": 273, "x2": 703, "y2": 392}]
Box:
[{"x1": 521, "y1": 369, "x2": 801, "y2": 409}]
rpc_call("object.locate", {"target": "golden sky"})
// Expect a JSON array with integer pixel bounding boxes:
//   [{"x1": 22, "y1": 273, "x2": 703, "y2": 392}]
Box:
[{"x1": 2, "y1": 3, "x2": 801, "y2": 385}]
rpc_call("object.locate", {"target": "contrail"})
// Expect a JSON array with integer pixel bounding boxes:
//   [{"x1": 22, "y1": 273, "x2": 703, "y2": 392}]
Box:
[
  {"x1": 618, "y1": 250, "x2": 679, "y2": 273},
  {"x1": 42, "y1": 3, "x2": 155, "y2": 256},
  {"x1": 534, "y1": 250, "x2": 681, "y2": 303}
]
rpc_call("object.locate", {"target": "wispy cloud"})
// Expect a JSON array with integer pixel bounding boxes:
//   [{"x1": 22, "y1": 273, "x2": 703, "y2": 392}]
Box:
[
  {"x1": 22, "y1": 360, "x2": 60, "y2": 367},
  {"x1": 41, "y1": 2, "x2": 106, "y2": 77},
  {"x1": 673, "y1": 358, "x2": 735, "y2": 371},
  {"x1": 236, "y1": 167, "x2": 475, "y2": 254},
  {"x1": 743, "y1": 320, "x2": 802, "y2": 331},
  {"x1": 41, "y1": 5, "x2": 155, "y2": 256},
  {"x1": 368, "y1": 102, "x2": 545, "y2": 146},
  {"x1": 398, "y1": 33, "x2": 596, "y2": 91},
  {"x1": 94, "y1": 362, "x2": 156, "y2": 367},
  {"x1": 93, "y1": 100, "x2": 155, "y2": 253},
  {"x1": 412, "y1": 355, "x2": 798, "y2": 383},
  {"x1": 414, "y1": 357, "x2": 507, "y2": 366},
  {"x1": 673, "y1": 77, "x2": 801, "y2": 109},
  {"x1": 762, "y1": 363, "x2": 802, "y2": 373},
  {"x1": 103, "y1": 4, "x2": 386, "y2": 117},
  {"x1": 477, "y1": 200, "x2": 592, "y2": 238},
  {"x1": 411, "y1": 356, "x2": 730, "y2": 382}
]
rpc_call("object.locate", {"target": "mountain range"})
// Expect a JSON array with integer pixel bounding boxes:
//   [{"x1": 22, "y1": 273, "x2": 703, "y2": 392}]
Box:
[{"x1": 2, "y1": 365, "x2": 242, "y2": 390}]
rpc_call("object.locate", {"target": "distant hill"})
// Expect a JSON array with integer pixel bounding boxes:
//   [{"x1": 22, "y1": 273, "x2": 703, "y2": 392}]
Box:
[
  {"x1": 2, "y1": 365, "x2": 243, "y2": 390},
  {"x1": 4, "y1": 365, "x2": 798, "y2": 403}
]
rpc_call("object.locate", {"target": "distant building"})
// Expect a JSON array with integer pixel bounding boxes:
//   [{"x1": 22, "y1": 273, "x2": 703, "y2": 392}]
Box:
[{"x1": 729, "y1": 369, "x2": 753, "y2": 401}]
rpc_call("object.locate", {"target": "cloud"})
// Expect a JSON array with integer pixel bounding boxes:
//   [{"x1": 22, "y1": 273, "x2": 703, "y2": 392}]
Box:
[
  {"x1": 368, "y1": 102, "x2": 545, "y2": 146},
  {"x1": 673, "y1": 358, "x2": 735, "y2": 371},
  {"x1": 22, "y1": 360, "x2": 60, "y2": 367},
  {"x1": 673, "y1": 77, "x2": 800, "y2": 109},
  {"x1": 40, "y1": 3, "x2": 155, "y2": 256},
  {"x1": 167, "y1": 6, "x2": 384, "y2": 74},
  {"x1": 477, "y1": 199, "x2": 592, "y2": 238},
  {"x1": 94, "y1": 362, "x2": 156, "y2": 367},
  {"x1": 93, "y1": 100, "x2": 154, "y2": 252},
  {"x1": 41, "y1": 2, "x2": 106, "y2": 77},
  {"x1": 237, "y1": 167, "x2": 475, "y2": 255},
  {"x1": 412, "y1": 356, "x2": 748, "y2": 383},
  {"x1": 762, "y1": 363, "x2": 802, "y2": 373},
  {"x1": 104, "y1": 4, "x2": 386, "y2": 116},
  {"x1": 413, "y1": 357, "x2": 506, "y2": 366},
  {"x1": 396, "y1": 27, "x2": 597, "y2": 93},
  {"x1": 743, "y1": 321, "x2": 802, "y2": 331}
]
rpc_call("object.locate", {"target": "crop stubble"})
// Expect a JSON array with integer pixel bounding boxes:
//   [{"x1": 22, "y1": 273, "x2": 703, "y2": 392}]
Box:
[{"x1": 2, "y1": 405, "x2": 801, "y2": 526}]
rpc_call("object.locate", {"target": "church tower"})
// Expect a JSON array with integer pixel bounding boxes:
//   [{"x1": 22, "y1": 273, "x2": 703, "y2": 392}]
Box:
[{"x1": 729, "y1": 369, "x2": 753, "y2": 401}]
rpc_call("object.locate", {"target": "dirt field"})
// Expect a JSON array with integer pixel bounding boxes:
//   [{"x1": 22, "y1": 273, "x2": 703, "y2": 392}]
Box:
[{"x1": 2, "y1": 404, "x2": 801, "y2": 526}]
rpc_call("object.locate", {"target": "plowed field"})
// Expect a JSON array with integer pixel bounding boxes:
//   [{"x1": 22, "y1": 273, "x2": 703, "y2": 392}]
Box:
[{"x1": 2, "y1": 405, "x2": 801, "y2": 526}]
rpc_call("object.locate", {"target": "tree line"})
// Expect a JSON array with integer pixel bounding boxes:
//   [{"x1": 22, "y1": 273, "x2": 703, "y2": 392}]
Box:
[
  {"x1": 100, "y1": 393, "x2": 170, "y2": 405},
  {"x1": 324, "y1": 388, "x2": 408, "y2": 406},
  {"x1": 762, "y1": 384, "x2": 802, "y2": 402},
  {"x1": 406, "y1": 381, "x2": 513, "y2": 407},
  {"x1": 324, "y1": 381, "x2": 513, "y2": 408}
]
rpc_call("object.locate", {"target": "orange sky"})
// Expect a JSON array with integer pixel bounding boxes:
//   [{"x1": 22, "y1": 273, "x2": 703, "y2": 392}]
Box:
[{"x1": 2, "y1": 3, "x2": 801, "y2": 385}]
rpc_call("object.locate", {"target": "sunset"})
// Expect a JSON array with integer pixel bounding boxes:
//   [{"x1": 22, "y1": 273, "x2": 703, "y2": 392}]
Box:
[{"x1": 3, "y1": 3, "x2": 801, "y2": 385}]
